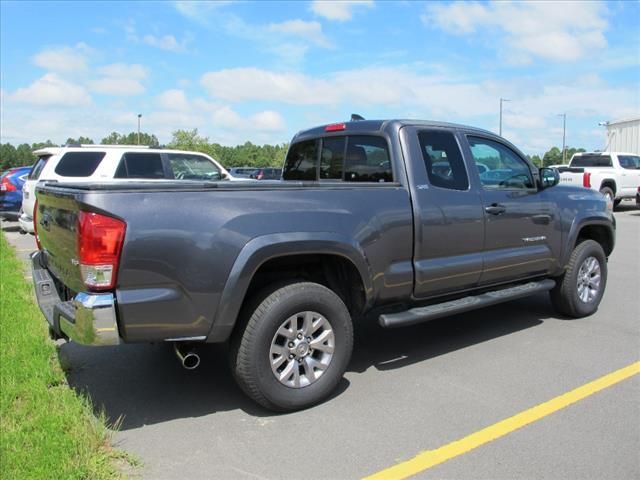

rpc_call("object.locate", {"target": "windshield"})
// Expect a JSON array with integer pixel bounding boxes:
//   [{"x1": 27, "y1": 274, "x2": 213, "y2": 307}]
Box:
[{"x1": 618, "y1": 155, "x2": 640, "y2": 170}]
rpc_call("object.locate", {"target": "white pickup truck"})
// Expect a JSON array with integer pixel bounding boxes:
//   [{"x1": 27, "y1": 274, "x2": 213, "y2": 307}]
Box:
[{"x1": 557, "y1": 152, "x2": 640, "y2": 207}]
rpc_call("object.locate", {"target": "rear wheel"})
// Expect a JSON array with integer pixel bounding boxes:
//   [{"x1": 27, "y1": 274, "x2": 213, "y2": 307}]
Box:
[
  {"x1": 230, "y1": 282, "x2": 353, "y2": 412},
  {"x1": 550, "y1": 240, "x2": 607, "y2": 318},
  {"x1": 599, "y1": 186, "x2": 614, "y2": 205}
]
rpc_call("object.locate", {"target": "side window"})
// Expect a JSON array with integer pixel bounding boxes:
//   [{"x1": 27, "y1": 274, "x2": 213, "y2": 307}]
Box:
[
  {"x1": 54, "y1": 152, "x2": 105, "y2": 177},
  {"x1": 418, "y1": 130, "x2": 468, "y2": 190},
  {"x1": 320, "y1": 137, "x2": 345, "y2": 180},
  {"x1": 114, "y1": 152, "x2": 165, "y2": 179},
  {"x1": 168, "y1": 153, "x2": 222, "y2": 180},
  {"x1": 29, "y1": 155, "x2": 51, "y2": 179},
  {"x1": 467, "y1": 137, "x2": 534, "y2": 190},
  {"x1": 283, "y1": 140, "x2": 318, "y2": 180},
  {"x1": 618, "y1": 155, "x2": 640, "y2": 170},
  {"x1": 344, "y1": 136, "x2": 392, "y2": 182}
]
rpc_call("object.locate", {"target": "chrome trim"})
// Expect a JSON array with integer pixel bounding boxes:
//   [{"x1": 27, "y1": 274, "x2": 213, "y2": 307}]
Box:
[
  {"x1": 164, "y1": 336, "x2": 207, "y2": 342},
  {"x1": 31, "y1": 251, "x2": 121, "y2": 346}
]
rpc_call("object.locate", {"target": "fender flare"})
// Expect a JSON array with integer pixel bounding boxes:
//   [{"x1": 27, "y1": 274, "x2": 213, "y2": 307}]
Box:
[
  {"x1": 205, "y1": 232, "x2": 373, "y2": 342},
  {"x1": 562, "y1": 216, "x2": 615, "y2": 267}
]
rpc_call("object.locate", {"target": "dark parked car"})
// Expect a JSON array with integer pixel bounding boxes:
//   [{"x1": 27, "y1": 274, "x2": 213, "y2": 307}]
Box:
[
  {"x1": 0, "y1": 166, "x2": 31, "y2": 220},
  {"x1": 251, "y1": 167, "x2": 282, "y2": 180},
  {"x1": 32, "y1": 119, "x2": 615, "y2": 412},
  {"x1": 229, "y1": 167, "x2": 258, "y2": 179}
]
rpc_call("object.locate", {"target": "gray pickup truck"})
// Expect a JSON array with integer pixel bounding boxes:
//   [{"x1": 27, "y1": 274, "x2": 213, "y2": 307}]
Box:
[{"x1": 32, "y1": 119, "x2": 615, "y2": 411}]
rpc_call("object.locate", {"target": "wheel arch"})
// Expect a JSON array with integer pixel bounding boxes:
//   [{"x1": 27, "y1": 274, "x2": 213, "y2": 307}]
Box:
[
  {"x1": 206, "y1": 233, "x2": 373, "y2": 342},
  {"x1": 599, "y1": 179, "x2": 617, "y2": 195},
  {"x1": 563, "y1": 219, "x2": 615, "y2": 267}
]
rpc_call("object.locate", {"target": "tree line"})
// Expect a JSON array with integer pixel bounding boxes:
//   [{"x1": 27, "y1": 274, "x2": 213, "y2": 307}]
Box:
[
  {"x1": 0, "y1": 129, "x2": 287, "y2": 171},
  {"x1": 1, "y1": 128, "x2": 583, "y2": 172}
]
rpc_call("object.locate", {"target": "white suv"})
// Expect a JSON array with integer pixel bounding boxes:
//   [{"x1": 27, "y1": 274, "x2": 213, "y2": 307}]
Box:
[{"x1": 19, "y1": 145, "x2": 233, "y2": 233}]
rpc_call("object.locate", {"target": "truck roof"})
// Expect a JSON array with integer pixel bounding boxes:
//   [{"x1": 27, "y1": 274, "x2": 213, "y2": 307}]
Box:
[{"x1": 292, "y1": 119, "x2": 496, "y2": 141}]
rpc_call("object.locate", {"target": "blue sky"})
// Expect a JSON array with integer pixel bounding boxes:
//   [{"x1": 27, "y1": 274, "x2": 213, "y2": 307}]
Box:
[{"x1": 1, "y1": 0, "x2": 638, "y2": 155}]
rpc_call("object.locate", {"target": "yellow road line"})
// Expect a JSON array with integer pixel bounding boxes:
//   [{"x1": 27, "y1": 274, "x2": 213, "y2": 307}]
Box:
[{"x1": 364, "y1": 361, "x2": 640, "y2": 480}]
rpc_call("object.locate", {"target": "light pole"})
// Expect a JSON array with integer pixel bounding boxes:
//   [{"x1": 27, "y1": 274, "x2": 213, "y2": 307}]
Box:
[
  {"x1": 558, "y1": 113, "x2": 566, "y2": 163},
  {"x1": 137, "y1": 114, "x2": 142, "y2": 145},
  {"x1": 499, "y1": 98, "x2": 510, "y2": 136}
]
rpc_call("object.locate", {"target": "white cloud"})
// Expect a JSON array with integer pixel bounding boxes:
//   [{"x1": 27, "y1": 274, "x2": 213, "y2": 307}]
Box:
[
  {"x1": 142, "y1": 33, "x2": 192, "y2": 53},
  {"x1": 10, "y1": 73, "x2": 91, "y2": 106},
  {"x1": 98, "y1": 63, "x2": 148, "y2": 80},
  {"x1": 199, "y1": 65, "x2": 638, "y2": 152},
  {"x1": 90, "y1": 64, "x2": 148, "y2": 96},
  {"x1": 422, "y1": 1, "x2": 608, "y2": 63},
  {"x1": 32, "y1": 43, "x2": 92, "y2": 72},
  {"x1": 156, "y1": 89, "x2": 190, "y2": 110},
  {"x1": 90, "y1": 78, "x2": 145, "y2": 96},
  {"x1": 173, "y1": 1, "x2": 233, "y2": 24},
  {"x1": 311, "y1": 0, "x2": 374, "y2": 21},
  {"x1": 267, "y1": 20, "x2": 332, "y2": 48}
]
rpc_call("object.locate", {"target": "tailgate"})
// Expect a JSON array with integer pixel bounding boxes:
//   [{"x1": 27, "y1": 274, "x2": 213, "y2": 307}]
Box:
[{"x1": 35, "y1": 187, "x2": 86, "y2": 293}]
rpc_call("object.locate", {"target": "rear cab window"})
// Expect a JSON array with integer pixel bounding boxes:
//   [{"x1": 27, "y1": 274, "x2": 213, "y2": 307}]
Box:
[
  {"x1": 54, "y1": 152, "x2": 106, "y2": 177},
  {"x1": 114, "y1": 152, "x2": 165, "y2": 179},
  {"x1": 418, "y1": 130, "x2": 469, "y2": 190},
  {"x1": 284, "y1": 135, "x2": 392, "y2": 182},
  {"x1": 571, "y1": 155, "x2": 613, "y2": 167}
]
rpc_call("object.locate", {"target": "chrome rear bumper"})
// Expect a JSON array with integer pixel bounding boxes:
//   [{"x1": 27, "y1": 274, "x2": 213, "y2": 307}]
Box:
[{"x1": 31, "y1": 251, "x2": 120, "y2": 346}]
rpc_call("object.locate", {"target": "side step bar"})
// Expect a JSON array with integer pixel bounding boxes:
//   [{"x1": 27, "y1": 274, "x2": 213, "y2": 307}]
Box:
[{"x1": 379, "y1": 279, "x2": 556, "y2": 328}]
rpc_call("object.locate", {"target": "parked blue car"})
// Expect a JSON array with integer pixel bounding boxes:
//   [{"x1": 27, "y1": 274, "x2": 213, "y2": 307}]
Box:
[{"x1": 0, "y1": 166, "x2": 32, "y2": 220}]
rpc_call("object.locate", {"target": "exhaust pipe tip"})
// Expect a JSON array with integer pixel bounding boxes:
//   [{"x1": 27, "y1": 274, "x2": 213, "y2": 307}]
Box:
[
  {"x1": 173, "y1": 343, "x2": 201, "y2": 370},
  {"x1": 182, "y1": 352, "x2": 201, "y2": 370}
]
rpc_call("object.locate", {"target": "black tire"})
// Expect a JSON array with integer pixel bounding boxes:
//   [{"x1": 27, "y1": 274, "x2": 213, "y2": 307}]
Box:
[
  {"x1": 613, "y1": 198, "x2": 622, "y2": 208},
  {"x1": 230, "y1": 282, "x2": 353, "y2": 412},
  {"x1": 599, "y1": 186, "x2": 614, "y2": 204},
  {"x1": 550, "y1": 239, "x2": 607, "y2": 318}
]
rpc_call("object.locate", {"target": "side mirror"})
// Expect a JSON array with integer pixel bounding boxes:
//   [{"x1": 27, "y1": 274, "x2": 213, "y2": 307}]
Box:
[{"x1": 539, "y1": 167, "x2": 559, "y2": 189}]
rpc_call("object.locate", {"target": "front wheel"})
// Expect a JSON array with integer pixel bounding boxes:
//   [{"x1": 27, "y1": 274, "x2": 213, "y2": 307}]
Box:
[
  {"x1": 230, "y1": 282, "x2": 353, "y2": 412},
  {"x1": 550, "y1": 240, "x2": 607, "y2": 318}
]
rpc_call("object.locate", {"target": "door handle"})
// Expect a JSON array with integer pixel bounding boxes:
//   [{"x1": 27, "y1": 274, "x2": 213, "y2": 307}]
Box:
[{"x1": 485, "y1": 204, "x2": 506, "y2": 215}]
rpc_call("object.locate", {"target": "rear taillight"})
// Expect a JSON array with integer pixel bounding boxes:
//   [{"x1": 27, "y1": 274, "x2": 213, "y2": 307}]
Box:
[
  {"x1": 77, "y1": 211, "x2": 126, "y2": 291},
  {"x1": 33, "y1": 200, "x2": 42, "y2": 250},
  {"x1": 583, "y1": 172, "x2": 591, "y2": 188},
  {"x1": 0, "y1": 176, "x2": 16, "y2": 192}
]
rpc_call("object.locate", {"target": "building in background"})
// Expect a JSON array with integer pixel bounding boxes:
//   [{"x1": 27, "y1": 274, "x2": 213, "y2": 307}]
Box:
[{"x1": 604, "y1": 118, "x2": 640, "y2": 154}]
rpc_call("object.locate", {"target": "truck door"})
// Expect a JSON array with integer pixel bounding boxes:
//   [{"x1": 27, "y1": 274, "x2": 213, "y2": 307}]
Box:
[
  {"x1": 402, "y1": 127, "x2": 485, "y2": 298},
  {"x1": 462, "y1": 135, "x2": 561, "y2": 285}
]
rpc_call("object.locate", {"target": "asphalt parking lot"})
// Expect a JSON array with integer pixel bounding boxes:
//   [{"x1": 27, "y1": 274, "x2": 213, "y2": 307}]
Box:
[{"x1": 2, "y1": 203, "x2": 639, "y2": 480}]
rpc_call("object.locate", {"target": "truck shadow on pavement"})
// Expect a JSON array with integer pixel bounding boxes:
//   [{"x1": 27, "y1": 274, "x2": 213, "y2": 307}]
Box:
[{"x1": 60, "y1": 293, "x2": 550, "y2": 429}]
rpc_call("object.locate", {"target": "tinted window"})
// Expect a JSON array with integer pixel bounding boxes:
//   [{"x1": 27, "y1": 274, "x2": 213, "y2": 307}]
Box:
[
  {"x1": 320, "y1": 137, "x2": 345, "y2": 180},
  {"x1": 114, "y1": 152, "x2": 164, "y2": 179},
  {"x1": 168, "y1": 153, "x2": 222, "y2": 180},
  {"x1": 618, "y1": 155, "x2": 640, "y2": 170},
  {"x1": 283, "y1": 140, "x2": 318, "y2": 180},
  {"x1": 468, "y1": 137, "x2": 534, "y2": 190},
  {"x1": 54, "y1": 152, "x2": 105, "y2": 177},
  {"x1": 571, "y1": 155, "x2": 612, "y2": 167},
  {"x1": 343, "y1": 136, "x2": 392, "y2": 182},
  {"x1": 29, "y1": 155, "x2": 50, "y2": 179},
  {"x1": 419, "y1": 130, "x2": 468, "y2": 190}
]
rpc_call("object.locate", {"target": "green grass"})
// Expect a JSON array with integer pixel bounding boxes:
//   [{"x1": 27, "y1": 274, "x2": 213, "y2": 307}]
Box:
[{"x1": 0, "y1": 233, "x2": 125, "y2": 479}]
